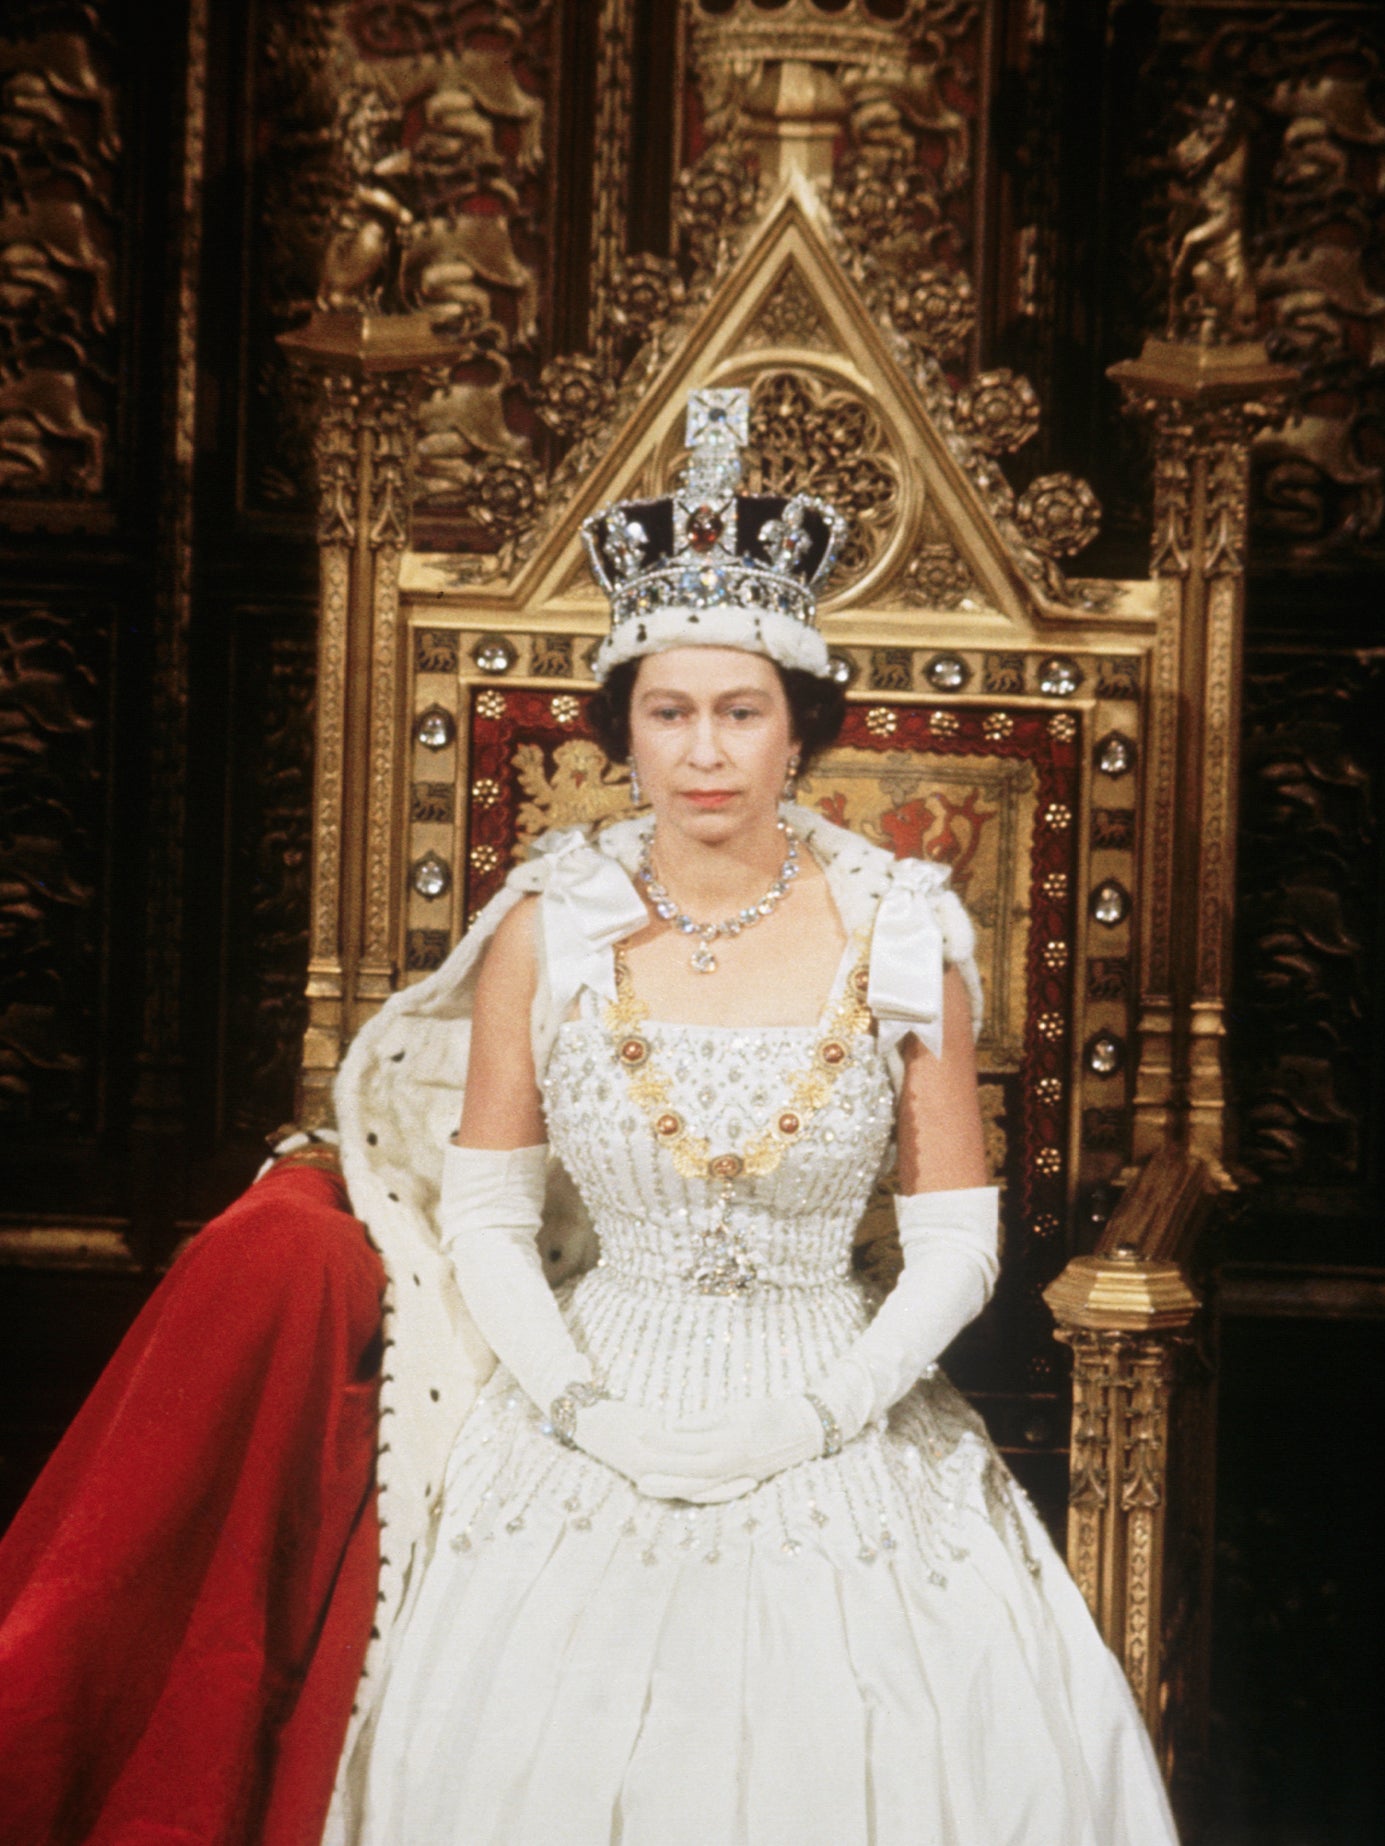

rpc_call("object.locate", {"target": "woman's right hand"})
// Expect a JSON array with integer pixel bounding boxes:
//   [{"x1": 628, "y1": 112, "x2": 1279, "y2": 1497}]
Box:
[{"x1": 573, "y1": 1399, "x2": 756, "y2": 1500}]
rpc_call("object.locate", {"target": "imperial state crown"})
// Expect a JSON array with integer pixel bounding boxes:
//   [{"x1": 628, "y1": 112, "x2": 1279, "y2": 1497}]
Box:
[{"x1": 583, "y1": 388, "x2": 846, "y2": 681}]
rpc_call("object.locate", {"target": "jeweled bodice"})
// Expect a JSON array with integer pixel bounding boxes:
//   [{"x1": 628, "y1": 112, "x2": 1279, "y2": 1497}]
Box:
[
  {"x1": 545, "y1": 1017, "x2": 893, "y2": 1294},
  {"x1": 539, "y1": 978, "x2": 895, "y2": 1420}
]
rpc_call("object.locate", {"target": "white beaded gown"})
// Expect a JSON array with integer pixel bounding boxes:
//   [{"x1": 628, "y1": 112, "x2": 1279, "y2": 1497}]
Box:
[{"x1": 350, "y1": 941, "x2": 1180, "y2": 1845}]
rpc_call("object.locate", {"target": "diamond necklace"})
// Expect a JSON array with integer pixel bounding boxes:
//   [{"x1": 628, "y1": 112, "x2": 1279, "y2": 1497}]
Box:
[{"x1": 637, "y1": 820, "x2": 800, "y2": 974}]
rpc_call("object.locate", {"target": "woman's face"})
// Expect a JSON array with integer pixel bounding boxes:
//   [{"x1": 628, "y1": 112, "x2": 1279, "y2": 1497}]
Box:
[{"x1": 627, "y1": 647, "x2": 797, "y2": 841}]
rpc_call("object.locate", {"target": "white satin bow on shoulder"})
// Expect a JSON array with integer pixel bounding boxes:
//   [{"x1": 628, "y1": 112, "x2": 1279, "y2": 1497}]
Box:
[
  {"x1": 531, "y1": 827, "x2": 648, "y2": 1019},
  {"x1": 867, "y1": 855, "x2": 957, "y2": 1063}
]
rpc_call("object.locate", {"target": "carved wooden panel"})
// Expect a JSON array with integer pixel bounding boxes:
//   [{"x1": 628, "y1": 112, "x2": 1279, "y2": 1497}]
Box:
[
  {"x1": 1105, "y1": 2, "x2": 1385, "y2": 568},
  {"x1": 222, "y1": 610, "x2": 317, "y2": 1137},
  {"x1": 241, "y1": 0, "x2": 563, "y2": 541},
  {"x1": 1233, "y1": 649, "x2": 1384, "y2": 1222},
  {"x1": 0, "y1": 4, "x2": 123, "y2": 522},
  {"x1": 0, "y1": 599, "x2": 112, "y2": 1133}
]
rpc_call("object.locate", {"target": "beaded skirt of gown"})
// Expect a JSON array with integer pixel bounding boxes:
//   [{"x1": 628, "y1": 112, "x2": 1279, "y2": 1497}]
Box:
[{"x1": 351, "y1": 947, "x2": 1179, "y2": 1845}]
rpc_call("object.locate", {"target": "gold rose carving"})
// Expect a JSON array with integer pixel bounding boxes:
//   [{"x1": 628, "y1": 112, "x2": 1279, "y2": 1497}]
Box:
[
  {"x1": 605, "y1": 253, "x2": 686, "y2": 356},
  {"x1": 955, "y1": 368, "x2": 1042, "y2": 455},
  {"x1": 534, "y1": 355, "x2": 616, "y2": 442},
  {"x1": 1016, "y1": 473, "x2": 1102, "y2": 561},
  {"x1": 899, "y1": 541, "x2": 981, "y2": 610},
  {"x1": 744, "y1": 368, "x2": 901, "y2": 583},
  {"x1": 889, "y1": 267, "x2": 976, "y2": 361}
]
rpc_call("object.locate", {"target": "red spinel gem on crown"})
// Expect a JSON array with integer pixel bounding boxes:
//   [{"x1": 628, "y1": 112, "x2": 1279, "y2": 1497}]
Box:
[{"x1": 686, "y1": 506, "x2": 723, "y2": 551}]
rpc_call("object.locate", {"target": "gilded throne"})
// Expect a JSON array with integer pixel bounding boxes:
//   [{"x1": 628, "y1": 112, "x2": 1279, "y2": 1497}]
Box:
[{"x1": 282, "y1": 54, "x2": 1288, "y2": 1826}]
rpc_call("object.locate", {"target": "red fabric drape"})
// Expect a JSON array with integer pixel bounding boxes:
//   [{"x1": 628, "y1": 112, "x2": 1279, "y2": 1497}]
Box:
[{"x1": 0, "y1": 1166, "x2": 383, "y2": 1846}]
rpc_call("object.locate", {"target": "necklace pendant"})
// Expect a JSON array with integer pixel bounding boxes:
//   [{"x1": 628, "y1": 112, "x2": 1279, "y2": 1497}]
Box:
[{"x1": 637, "y1": 821, "x2": 800, "y2": 969}]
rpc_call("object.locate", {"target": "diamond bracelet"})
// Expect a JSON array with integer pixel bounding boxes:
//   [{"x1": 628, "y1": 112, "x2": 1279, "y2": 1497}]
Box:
[
  {"x1": 547, "y1": 1379, "x2": 610, "y2": 1449},
  {"x1": 804, "y1": 1391, "x2": 843, "y2": 1458}
]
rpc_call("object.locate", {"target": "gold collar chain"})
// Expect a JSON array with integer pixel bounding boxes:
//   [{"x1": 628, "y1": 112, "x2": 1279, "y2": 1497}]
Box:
[{"x1": 602, "y1": 939, "x2": 873, "y2": 1294}]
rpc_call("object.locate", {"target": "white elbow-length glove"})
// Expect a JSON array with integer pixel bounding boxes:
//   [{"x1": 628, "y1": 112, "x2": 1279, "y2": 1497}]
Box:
[
  {"x1": 439, "y1": 1143, "x2": 737, "y2": 1493},
  {"x1": 639, "y1": 1185, "x2": 1000, "y2": 1503}
]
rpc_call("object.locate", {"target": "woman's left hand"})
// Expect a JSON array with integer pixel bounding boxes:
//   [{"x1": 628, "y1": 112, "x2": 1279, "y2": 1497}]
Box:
[{"x1": 637, "y1": 1396, "x2": 823, "y2": 1503}]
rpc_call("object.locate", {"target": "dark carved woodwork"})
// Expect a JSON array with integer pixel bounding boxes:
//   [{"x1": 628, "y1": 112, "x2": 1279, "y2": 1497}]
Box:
[
  {"x1": 222, "y1": 611, "x2": 317, "y2": 1139},
  {"x1": 1232, "y1": 649, "x2": 1384, "y2": 1234},
  {"x1": 1093, "y1": 3, "x2": 1385, "y2": 570},
  {"x1": 0, "y1": 600, "x2": 111, "y2": 1132},
  {"x1": 0, "y1": 1, "x2": 180, "y2": 1195},
  {"x1": 243, "y1": 0, "x2": 563, "y2": 554},
  {"x1": 0, "y1": 5, "x2": 122, "y2": 519}
]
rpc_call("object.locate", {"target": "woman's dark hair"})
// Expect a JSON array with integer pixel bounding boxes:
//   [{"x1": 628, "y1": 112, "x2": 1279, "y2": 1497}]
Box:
[{"x1": 588, "y1": 655, "x2": 847, "y2": 771}]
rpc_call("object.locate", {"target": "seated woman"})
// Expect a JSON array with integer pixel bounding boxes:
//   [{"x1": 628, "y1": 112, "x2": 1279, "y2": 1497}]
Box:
[
  {"x1": 326, "y1": 394, "x2": 1179, "y2": 1841},
  {"x1": 0, "y1": 390, "x2": 1179, "y2": 1844}
]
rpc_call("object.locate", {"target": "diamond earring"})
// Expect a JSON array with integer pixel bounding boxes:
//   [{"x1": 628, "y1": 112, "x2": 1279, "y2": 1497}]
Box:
[
  {"x1": 629, "y1": 759, "x2": 643, "y2": 806},
  {"x1": 782, "y1": 752, "x2": 801, "y2": 801}
]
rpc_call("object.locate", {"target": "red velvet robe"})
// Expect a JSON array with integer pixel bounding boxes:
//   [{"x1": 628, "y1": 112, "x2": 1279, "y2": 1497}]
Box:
[{"x1": 0, "y1": 1166, "x2": 383, "y2": 1846}]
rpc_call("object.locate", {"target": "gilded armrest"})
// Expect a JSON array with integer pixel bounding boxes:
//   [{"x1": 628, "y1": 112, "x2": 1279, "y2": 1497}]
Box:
[{"x1": 1043, "y1": 1146, "x2": 1212, "y2": 1773}]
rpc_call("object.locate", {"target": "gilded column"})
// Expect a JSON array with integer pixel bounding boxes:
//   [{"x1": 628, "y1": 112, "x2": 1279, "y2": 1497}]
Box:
[
  {"x1": 1109, "y1": 346, "x2": 1290, "y2": 1178},
  {"x1": 1043, "y1": 1144, "x2": 1207, "y2": 1755},
  {"x1": 280, "y1": 316, "x2": 460, "y2": 1124},
  {"x1": 358, "y1": 377, "x2": 414, "y2": 1012},
  {"x1": 298, "y1": 372, "x2": 361, "y2": 1123}
]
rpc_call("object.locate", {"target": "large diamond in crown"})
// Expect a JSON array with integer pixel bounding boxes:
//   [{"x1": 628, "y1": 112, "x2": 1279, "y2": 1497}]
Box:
[{"x1": 581, "y1": 388, "x2": 847, "y2": 657}]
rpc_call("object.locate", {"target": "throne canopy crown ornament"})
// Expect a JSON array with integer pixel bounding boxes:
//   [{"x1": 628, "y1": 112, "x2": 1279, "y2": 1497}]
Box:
[
  {"x1": 583, "y1": 387, "x2": 846, "y2": 682},
  {"x1": 690, "y1": 0, "x2": 929, "y2": 77}
]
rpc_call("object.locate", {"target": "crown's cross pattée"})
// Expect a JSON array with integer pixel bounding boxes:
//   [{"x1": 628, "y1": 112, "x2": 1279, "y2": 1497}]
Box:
[{"x1": 680, "y1": 386, "x2": 749, "y2": 513}]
